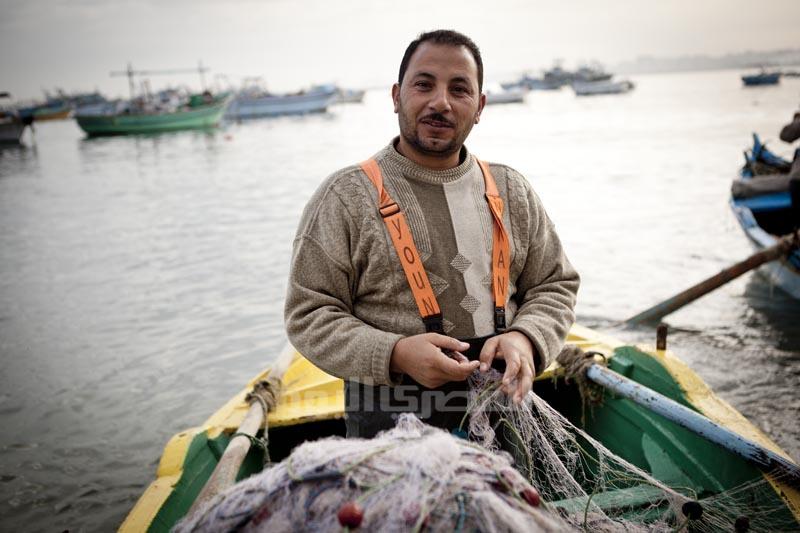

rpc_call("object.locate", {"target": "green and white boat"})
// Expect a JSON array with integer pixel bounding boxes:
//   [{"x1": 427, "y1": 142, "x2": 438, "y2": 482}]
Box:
[
  {"x1": 75, "y1": 92, "x2": 230, "y2": 137},
  {"x1": 120, "y1": 324, "x2": 800, "y2": 531}
]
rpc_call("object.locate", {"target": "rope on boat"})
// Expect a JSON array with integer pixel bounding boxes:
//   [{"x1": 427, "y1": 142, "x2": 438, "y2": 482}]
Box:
[
  {"x1": 185, "y1": 374, "x2": 284, "y2": 520},
  {"x1": 241, "y1": 376, "x2": 282, "y2": 465},
  {"x1": 555, "y1": 345, "x2": 606, "y2": 425},
  {"x1": 246, "y1": 375, "x2": 282, "y2": 413}
]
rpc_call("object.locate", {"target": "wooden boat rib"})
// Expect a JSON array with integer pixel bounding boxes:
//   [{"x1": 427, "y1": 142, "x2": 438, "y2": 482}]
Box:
[{"x1": 120, "y1": 324, "x2": 800, "y2": 531}]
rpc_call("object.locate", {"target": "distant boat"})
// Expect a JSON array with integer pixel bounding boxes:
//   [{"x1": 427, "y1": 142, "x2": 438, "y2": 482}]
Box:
[
  {"x1": 0, "y1": 113, "x2": 28, "y2": 144},
  {"x1": 225, "y1": 84, "x2": 337, "y2": 119},
  {"x1": 334, "y1": 87, "x2": 366, "y2": 104},
  {"x1": 484, "y1": 84, "x2": 526, "y2": 105},
  {"x1": 72, "y1": 92, "x2": 110, "y2": 117},
  {"x1": 730, "y1": 134, "x2": 799, "y2": 298},
  {"x1": 75, "y1": 91, "x2": 231, "y2": 137},
  {"x1": 574, "y1": 64, "x2": 613, "y2": 83},
  {"x1": 0, "y1": 92, "x2": 31, "y2": 144},
  {"x1": 543, "y1": 64, "x2": 574, "y2": 88},
  {"x1": 501, "y1": 74, "x2": 560, "y2": 92},
  {"x1": 27, "y1": 98, "x2": 73, "y2": 121},
  {"x1": 572, "y1": 79, "x2": 634, "y2": 96},
  {"x1": 741, "y1": 71, "x2": 781, "y2": 86}
]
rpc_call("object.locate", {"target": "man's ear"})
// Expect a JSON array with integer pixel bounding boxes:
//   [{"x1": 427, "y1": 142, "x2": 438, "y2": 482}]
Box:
[
  {"x1": 391, "y1": 83, "x2": 400, "y2": 113},
  {"x1": 474, "y1": 93, "x2": 487, "y2": 124}
]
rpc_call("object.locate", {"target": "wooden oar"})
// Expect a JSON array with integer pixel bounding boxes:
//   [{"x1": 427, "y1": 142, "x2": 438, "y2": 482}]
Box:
[
  {"x1": 586, "y1": 363, "x2": 800, "y2": 488},
  {"x1": 626, "y1": 230, "x2": 800, "y2": 325},
  {"x1": 186, "y1": 344, "x2": 296, "y2": 518}
]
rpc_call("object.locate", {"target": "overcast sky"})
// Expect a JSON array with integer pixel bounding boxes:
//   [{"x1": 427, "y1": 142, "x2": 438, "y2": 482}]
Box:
[{"x1": 2, "y1": 0, "x2": 799, "y2": 100}]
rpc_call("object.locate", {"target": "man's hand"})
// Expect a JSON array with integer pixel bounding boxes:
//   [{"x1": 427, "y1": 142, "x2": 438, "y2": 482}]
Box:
[
  {"x1": 390, "y1": 333, "x2": 479, "y2": 388},
  {"x1": 478, "y1": 331, "x2": 535, "y2": 404}
]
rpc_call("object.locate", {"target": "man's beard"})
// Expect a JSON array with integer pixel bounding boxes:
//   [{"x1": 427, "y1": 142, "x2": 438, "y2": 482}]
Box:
[
  {"x1": 398, "y1": 110, "x2": 464, "y2": 158},
  {"x1": 403, "y1": 130, "x2": 460, "y2": 157}
]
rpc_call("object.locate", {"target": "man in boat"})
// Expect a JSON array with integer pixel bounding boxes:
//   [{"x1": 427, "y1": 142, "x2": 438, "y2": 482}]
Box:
[{"x1": 285, "y1": 30, "x2": 579, "y2": 438}]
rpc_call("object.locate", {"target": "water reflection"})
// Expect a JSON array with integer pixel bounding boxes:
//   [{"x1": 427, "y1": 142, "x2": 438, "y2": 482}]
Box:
[{"x1": 742, "y1": 276, "x2": 800, "y2": 351}]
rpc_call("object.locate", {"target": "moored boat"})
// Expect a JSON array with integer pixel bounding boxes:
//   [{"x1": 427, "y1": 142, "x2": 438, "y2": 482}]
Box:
[
  {"x1": 0, "y1": 92, "x2": 30, "y2": 144},
  {"x1": 334, "y1": 87, "x2": 366, "y2": 104},
  {"x1": 75, "y1": 92, "x2": 230, "y2": 137},
  {"x1": 572, "y1": 79, "x2": 635, "y2": 96},
  {"x1": 0, "y1": 114, "x2": 28, "y2": 144},
  {"x1": 742, "y1": 71, "x2": 781, "y2": 86},
  {"x1": 32, "y1": 104, "x2": 73, "y2": 121},
  {"x1": 225, "y1": 84, "x2": 337, "y2": 120},
  {"x1": 120, "y1": 324, "x2": 800, "y2": 532},
  {"x1": 730, "y1": 134, "x2": 800, "y2": 298},
  {"x1": 485, "y1": 83, "x2": 526, "y2": 105}
]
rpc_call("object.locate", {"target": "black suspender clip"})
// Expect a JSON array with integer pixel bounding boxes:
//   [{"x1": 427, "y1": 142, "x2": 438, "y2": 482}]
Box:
[
  {"x1": 422, "y1": 314, "x2": 444, "y2": 333},
  {"x1": 494, "y1": 307, "x2": 507, "y2": 333}
]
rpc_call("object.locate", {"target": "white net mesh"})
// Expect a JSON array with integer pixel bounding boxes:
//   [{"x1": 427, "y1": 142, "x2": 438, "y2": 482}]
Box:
[{"x1": 176, "y1": 367, "x2": 796, "y2": 532}]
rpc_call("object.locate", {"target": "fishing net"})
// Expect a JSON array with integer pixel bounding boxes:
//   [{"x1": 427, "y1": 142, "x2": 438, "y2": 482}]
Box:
[{"x1": 177, "y1": 349, "x2": 796, "y2": 532}]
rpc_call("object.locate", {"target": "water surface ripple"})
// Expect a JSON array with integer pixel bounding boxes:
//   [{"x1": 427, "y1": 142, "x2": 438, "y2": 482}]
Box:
[{"x1": 1, "y1": 70, "x2": 798, "y2": 530}]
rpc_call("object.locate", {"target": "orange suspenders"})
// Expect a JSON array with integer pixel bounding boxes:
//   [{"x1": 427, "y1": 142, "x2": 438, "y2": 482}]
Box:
[{"x1": 359, "y1": 158, "x2": 510, "y2": 334}]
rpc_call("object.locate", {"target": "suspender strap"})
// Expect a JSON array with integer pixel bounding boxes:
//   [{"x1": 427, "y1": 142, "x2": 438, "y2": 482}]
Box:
[
  {"x1": 360, "y1": 160, "x2": 443, "y2": 332},
  {"x1": 359, "y1": 158, "x2": 508, "y2": 334},
  {"x1": 477, "y1": 160, "x2": 510, "y2": 332}
]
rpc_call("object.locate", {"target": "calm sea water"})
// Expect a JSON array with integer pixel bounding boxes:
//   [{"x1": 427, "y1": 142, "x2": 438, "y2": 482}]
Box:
[{"x1": 1, "y1": 69, "x2": 799, "y2": 531}]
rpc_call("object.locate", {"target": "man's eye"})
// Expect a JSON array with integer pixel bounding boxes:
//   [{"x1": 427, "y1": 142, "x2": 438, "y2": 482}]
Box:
[
  {"x1": 415, "y1": 81, "x2": 432, "y2": 89},
  {"x1": 452, "y1": 86, "x2": 468, "y2": 94}
]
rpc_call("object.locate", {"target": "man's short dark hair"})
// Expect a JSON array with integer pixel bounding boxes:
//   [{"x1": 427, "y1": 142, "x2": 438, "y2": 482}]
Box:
[{"x1": 398, "y1": 29, "x2": 484, "y2": 92}]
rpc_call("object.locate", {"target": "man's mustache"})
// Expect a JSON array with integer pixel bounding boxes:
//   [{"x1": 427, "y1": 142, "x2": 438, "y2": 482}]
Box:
[{"x1": 419, "y1": 113, "x2": 454, "y2": 127}]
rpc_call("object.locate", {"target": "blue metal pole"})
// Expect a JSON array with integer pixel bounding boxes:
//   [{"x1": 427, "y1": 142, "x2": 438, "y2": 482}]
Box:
[{"x1": 586, "y1": 364, "x2": 800, "y2": 488}]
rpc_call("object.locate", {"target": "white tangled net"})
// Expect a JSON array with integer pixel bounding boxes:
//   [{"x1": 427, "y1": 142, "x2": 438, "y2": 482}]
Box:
[{"x1": 177, "y1": 368, "x2": 794, "y2": 532}]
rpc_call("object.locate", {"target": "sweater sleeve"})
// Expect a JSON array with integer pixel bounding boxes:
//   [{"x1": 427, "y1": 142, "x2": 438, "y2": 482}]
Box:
[
  {"x1": 505, "y1": 172, "x2": 580, "y2": 374},
  {"x1": 284, "y1": 177, "x2": 403, "y2": 386}
]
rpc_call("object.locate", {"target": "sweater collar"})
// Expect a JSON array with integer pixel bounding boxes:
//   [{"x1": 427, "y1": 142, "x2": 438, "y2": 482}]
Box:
[{"x1": 384, "y1": 137, "x2": 475, "y2": 184}]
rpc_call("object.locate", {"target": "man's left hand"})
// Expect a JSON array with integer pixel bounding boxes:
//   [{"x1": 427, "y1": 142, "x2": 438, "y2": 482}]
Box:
[{"x1": 478, "y1": 331, "x2": 535, "y2": 404}]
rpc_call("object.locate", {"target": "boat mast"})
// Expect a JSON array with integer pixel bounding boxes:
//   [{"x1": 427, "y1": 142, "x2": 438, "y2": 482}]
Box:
[{"x1": 110, "y1": 62, "x2": 211, "y2": 99}]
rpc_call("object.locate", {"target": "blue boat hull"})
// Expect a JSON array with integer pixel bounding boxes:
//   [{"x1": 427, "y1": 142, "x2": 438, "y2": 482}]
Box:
[
  {"x1": 730, "y1": 134, "x2": 800, "y2": 298},
  {"x1": 741, "y1": 73, "x2": 781, "y2": 86}
]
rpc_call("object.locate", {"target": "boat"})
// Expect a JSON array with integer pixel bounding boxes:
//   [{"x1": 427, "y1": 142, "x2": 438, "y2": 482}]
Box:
[
  {"x1": 574, "y1": 64, "x2": 613, "y2": 83},
  {"x1": 484, "y1": 83, "x2": 526, "y2": 105},
  {"x1": 730, "y1": 134, "x2": 800, "y2": 298},
  {"x1": 572, "y1": 79, "x2": 635, "y2": 96},
  {"x1": 741, "y1": 71, "x2": 781, "y2": 86},
  {"x1": 71, "y1": 91, "x2": 111, "y2": 117},
  {"x1": 543, "y1": 64, "x2": 575, "y2": 88},
  {"x1": 224, "y1": 83, "x2": 337, "y2": 120},
  {"x1": 501, "y1": 73, "x2": 561, "y2": 92},
  {"x1": 0, "y1": 112, "x2": 29, "y2": 144},
  {"x1": 24, "y1": 91, "x2": 75, "y2": 121},
  {"x1": 0, "y1": 92, "x2": 31, "y2": 144},
  {"x1": 120, "y1": 324, "x2": 800, "y2": 531},
  {"x1": 32, "y1": 103, "x2": 73, "y2": 121},
  {"x1": 334, "y1": 87, "x2": 366, "y2": 104},
  {"x1": 74, "y1": 92, "x2": 230, "y2": 137}
]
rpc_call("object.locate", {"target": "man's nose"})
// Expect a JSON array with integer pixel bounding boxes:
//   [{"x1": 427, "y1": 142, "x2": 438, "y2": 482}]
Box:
[{"x1": 428, "y1": 86, "x2": 452, "y2": 113}]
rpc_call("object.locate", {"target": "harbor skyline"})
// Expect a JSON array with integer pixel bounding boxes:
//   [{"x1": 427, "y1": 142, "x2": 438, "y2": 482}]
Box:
[{"x1": 2, "y1": 0, "x2": 800, "y2": 100}]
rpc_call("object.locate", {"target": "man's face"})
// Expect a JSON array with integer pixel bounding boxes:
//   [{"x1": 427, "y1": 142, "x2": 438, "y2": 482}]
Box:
[{"x1": 392, "y1": 42, "x2": 485, "y2": 161}]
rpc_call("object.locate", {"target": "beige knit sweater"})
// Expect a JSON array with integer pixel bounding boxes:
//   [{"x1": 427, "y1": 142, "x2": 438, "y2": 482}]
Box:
[{"x1": 285, "y1": 140, "x2": 579, "y2": 386}]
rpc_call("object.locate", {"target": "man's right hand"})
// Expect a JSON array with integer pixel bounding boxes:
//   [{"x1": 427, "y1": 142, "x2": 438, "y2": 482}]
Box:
[{"x1": 390, "y1": 333, "x2": 478, "y2": 388}]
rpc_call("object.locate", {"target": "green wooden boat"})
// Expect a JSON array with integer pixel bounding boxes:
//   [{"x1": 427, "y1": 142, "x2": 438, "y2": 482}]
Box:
[
  {"x1": 75, "y1": 93, "x2": 230, "y2": 137},
  {"x1": 120, "y1": 325, "x2": 800, "y2": 531}
]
